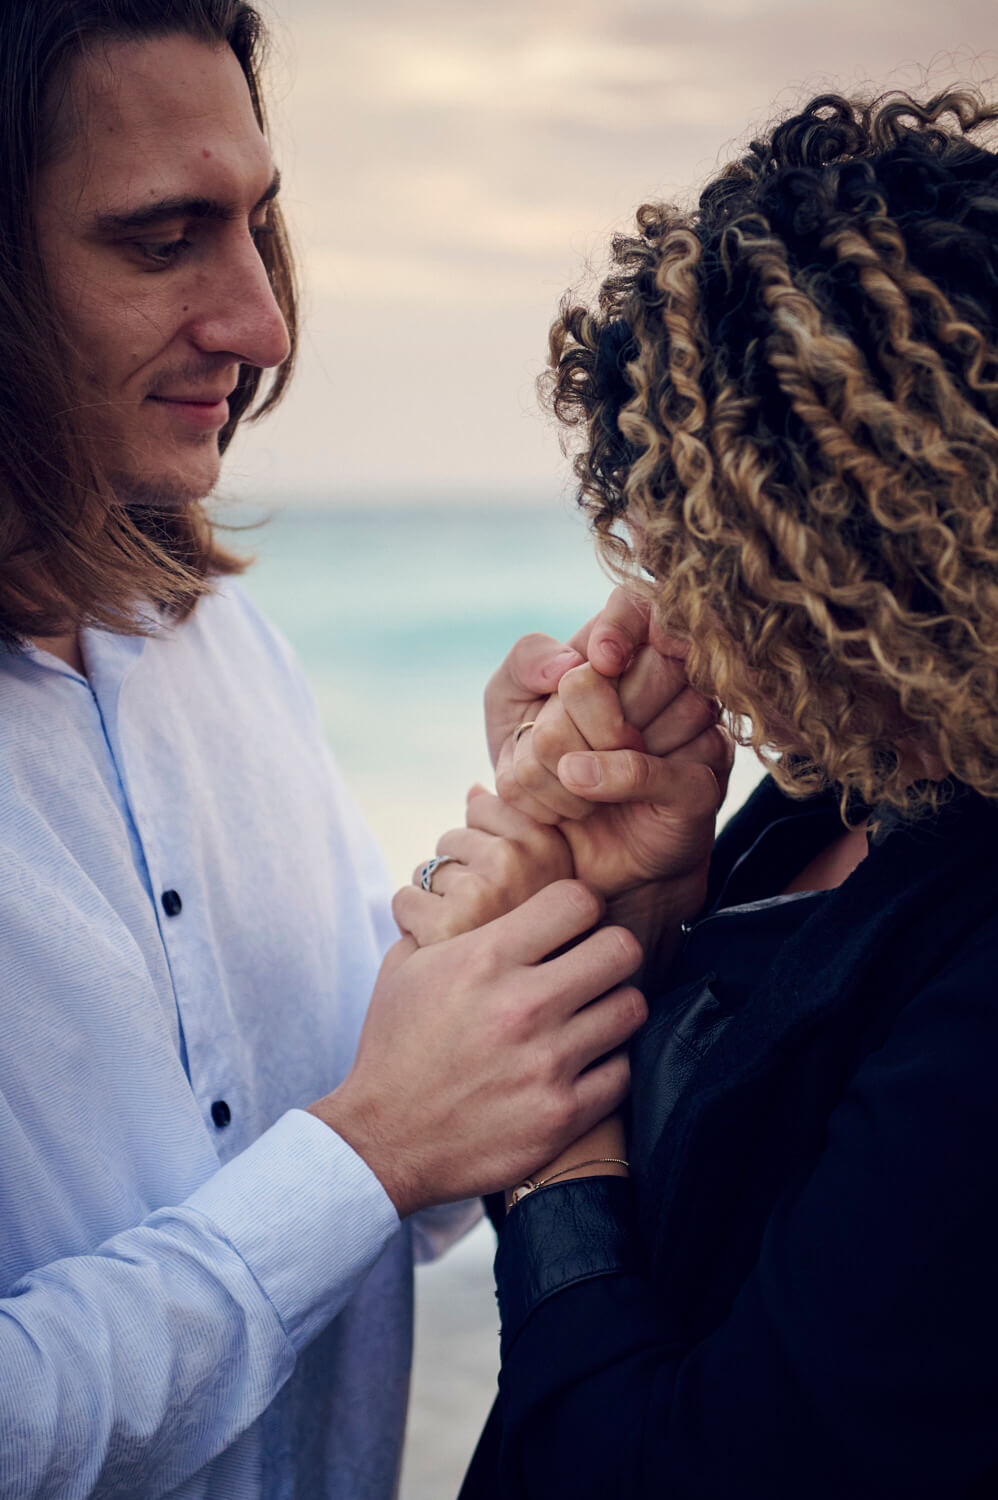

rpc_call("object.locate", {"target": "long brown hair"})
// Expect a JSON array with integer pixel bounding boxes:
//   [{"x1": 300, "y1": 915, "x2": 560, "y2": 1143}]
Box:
[
  {"x1": 547, "y1": 90, "x2": 998, "y2": 815},
  {"x1": 0, "y1": 0, "x2": 298, "y2": 645}
]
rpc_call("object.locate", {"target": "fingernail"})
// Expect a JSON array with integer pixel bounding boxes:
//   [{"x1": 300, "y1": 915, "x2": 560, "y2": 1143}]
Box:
[
  {"x1": 562, "y1": 753, "x2": 601, "y2": 787},
  {"x1": 596, "y1": 638, "x2": 628, "y2": 673},
  {"x1": 542, "y1": 649, "x2": 583, "y2": 684}
]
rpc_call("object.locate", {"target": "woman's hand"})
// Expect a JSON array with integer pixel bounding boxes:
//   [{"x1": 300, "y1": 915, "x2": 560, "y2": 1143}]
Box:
[
  {"x1": 490, "y1": 632, "x2": 733, "y2": 974},
  {"x1": 487, "y1": 588, "x2": 656, "y2": 818},
  {"x1": 503, "y1": 643, "x2": 732, "y2": 898},
  {"x1": 393, "y1": 787, "x2": 574, "y2": 946}
]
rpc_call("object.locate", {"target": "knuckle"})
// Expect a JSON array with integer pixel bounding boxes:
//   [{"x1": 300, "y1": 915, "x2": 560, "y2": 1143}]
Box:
[
  {"x1": 515, "y1": 746, "x2": 548, "y2": 792},
  {"x1": 617, "y1": 747, "x2": 650, "y2": 787},
  {"x1": 603, "y1": 1055, "x2": 632, "y2": 1108},
  {"x1": 530, "y1": 712, "x2": 567, "y2": 766},
  {"x1": 390, "y1": 890, "x2": 412, "y2": 931},
  {"x1": 390, "y1": 882, "x2": 417, "y2": 918},
  {"x1": 562, "y1": 1086, "x2": 594, "y2": 1141},
  {"x1": 517, "y1": 631, "x2": 555, "y2": 656},
  {"x1": 495, "y1": 762, "x2": 523, "y2": 805},
  {"x1": 588, "y1": 1051, "x2": 631, "y2": 1110},
  {"x1": 466, "y1": 926, "x2": 504, "y2": 980},
  {"x1": 464, "y1": 869, "x2": 489, "y2": 899},
  {"x1": 466, "y1": 876, "x2": 500, "y2": 925},
  {"x1": 525, "y1": 797, "x2": 568, "y2": 826},
  {"x1": 675, "y1": 685, "x2": 712, "y2": 731},
  {"x1": 708, "y1": 725, "x2": 735, "y2": 773},
  {"x1": 535, "y1": 1078, "x2": 575, "y2": 1139},
  {"x1": 499, "y1": 992, "x2": 539, "y2": 1048},
  {"x1": 488, "y1": 840, "x2": 516, "y2": 879},
  {"x1": 437, "y1": 913, "x2": 468, "y2": 942},
  {"x1": 528, "y1": 1035, "x2": 561, "y2": 1086},
  {"x1": 557, "y1": 661, "x2": 599, "y2": 702}
]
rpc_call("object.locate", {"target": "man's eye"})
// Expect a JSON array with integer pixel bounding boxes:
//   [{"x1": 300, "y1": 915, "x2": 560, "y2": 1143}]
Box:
[
  {"x1": 136, "y1": 237, "x2": 192, "y2": 266},
  {"x1": 249, "y1": 222, "x2": 274, "y2": 248}
]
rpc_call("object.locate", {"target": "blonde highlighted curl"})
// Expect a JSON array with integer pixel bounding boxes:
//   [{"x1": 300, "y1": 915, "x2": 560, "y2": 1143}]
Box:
[{"x1": 547, "y1": 89, "x2": 998, "y2": 816}]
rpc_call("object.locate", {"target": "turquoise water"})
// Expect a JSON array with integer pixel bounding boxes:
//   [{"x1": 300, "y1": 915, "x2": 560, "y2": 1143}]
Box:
[
  {"x1": 231, "y1": 498, "x2": 763, "y2": 886},
  {"x1": 231, "y1": 499, "x2": 617, "y2": 881}
]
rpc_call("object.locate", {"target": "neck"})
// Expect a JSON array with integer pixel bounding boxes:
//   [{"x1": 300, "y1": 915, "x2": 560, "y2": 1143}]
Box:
[{"x1": 32, "y1": 632, "x2": 85, "y2": 675}]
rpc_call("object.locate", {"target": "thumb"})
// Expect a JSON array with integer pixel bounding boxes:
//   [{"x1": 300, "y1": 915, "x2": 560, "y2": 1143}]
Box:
[
  {"x1": 571, "y1": 588, "x2": 651, "y2": 678},
  {"x1": 558, "y1": 748, "x2": 722, "y2": 815}
]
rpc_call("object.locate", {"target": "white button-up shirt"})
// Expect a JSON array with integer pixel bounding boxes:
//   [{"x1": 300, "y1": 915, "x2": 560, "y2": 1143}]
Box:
[{"x1": 0, "y1": 583, "x2": 477, "y2": 1499}]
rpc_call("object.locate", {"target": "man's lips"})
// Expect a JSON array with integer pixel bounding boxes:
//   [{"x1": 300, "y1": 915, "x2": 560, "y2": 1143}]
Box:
[
  {"x1": 147, "y1": 392, "x2": 232, "y2": 429},
  {"x1": 149, "y1": 391, "x2": 233, "y2": 405}
]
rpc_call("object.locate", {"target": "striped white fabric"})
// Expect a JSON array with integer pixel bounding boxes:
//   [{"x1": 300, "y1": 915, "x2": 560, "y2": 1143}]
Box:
[{"x1": 0, "y1": 583, "x2": 478, "y2": 1499}]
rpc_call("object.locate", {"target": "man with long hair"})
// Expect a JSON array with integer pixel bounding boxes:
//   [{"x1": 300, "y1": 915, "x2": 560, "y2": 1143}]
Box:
[{"x1": 0, "y1": 4, "x2": 651, "y2": 1495}]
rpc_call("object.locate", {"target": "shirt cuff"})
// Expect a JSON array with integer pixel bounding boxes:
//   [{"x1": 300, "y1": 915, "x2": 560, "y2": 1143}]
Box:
[
  {"x1": 496, "y1": 1176, "x2": 640, "y2": 1355},
  {"x1": 185, "y1": 1108, "x2": 400, "y2": 1350}
]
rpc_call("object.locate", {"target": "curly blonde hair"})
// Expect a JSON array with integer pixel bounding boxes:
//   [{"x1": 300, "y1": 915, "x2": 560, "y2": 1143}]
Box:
[{"x1": 548, "y1": 89, "x2": 998, "y2": 815}]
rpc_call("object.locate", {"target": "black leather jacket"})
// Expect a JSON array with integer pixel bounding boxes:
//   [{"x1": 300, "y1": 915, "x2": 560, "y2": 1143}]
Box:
[{"x1": 462, "y1": 778, "x2": 998, "y2": 1500}]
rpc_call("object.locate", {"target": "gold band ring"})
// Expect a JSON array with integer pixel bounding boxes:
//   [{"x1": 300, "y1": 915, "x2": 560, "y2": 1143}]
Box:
[{"x1": 513, "y1": 720, "x2": 536, "y2": 744}]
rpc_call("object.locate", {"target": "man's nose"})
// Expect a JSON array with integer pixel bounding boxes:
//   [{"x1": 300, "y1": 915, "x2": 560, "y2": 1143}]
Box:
[{"x1": 188, "y1": 232, "x2": 291, "y2": 370}]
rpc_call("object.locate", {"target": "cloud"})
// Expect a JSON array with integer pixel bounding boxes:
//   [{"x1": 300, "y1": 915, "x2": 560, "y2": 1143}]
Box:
[{"x1": 243, "y1": 0, "x2": 998, "y2": 495}]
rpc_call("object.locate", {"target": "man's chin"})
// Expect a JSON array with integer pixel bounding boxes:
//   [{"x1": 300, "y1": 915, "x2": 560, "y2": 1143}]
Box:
[{"x1": 112, "y1": 460, "x2": 221, "y2": 514}]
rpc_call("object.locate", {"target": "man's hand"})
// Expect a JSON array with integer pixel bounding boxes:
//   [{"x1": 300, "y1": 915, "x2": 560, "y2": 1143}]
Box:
[{"x1": 310, "y1": 882, "x2": 645, "y2": 1218}]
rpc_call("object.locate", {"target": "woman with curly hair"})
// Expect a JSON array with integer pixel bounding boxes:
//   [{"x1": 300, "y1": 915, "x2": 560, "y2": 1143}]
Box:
[{"x1": 400, "y1": 87, "x2": 998, "y2": 1497}]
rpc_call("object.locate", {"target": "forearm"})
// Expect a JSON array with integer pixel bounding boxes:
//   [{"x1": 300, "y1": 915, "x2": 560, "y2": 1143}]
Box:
[{"x1": 0, "y1": 1110, "x2": 399, "y2": 1499}]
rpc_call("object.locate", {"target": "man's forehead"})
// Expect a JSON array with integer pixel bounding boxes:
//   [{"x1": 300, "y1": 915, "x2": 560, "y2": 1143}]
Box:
[{"x1": 57, "y1": 33, "x2": 274, "y2": 209}]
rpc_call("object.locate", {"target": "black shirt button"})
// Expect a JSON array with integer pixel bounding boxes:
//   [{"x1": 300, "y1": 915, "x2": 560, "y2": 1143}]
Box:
[
  {"x1": 680, "y1": 919, "x2": 694, "y2": 936},
  {"x1": 161, "y1": 889, "x2": 183, "y2": 917},
  {"x1": 210, "y1": 1100, "x2": 231, "y2": 1128}
]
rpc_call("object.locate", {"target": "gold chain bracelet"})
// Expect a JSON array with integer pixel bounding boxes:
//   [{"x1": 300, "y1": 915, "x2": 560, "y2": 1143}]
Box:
[{"x1": 509, "y1": 1157, "x2": 629, "y2": 1206}]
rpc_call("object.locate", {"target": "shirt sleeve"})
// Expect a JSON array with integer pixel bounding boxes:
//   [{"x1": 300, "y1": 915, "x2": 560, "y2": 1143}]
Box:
[
  {"x1": 492, "y1": 918, "x2": 998, "y2": 1499},
  {"x1": 318, "y1": 743, "x2": 484, "y2": 1264},
  {"x1": 0, "y1": 1109, "x2": 400, "y2": 1500}
]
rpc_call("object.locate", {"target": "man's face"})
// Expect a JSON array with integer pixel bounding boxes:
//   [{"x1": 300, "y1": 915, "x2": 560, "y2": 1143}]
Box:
[{"x1": 33, "y1": 34, "x2": 291, "y2": 507}]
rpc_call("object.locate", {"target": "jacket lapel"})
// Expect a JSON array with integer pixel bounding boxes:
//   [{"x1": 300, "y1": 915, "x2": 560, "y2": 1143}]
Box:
[{"x1": 641, "y1": 785, "x2": 998, "y2": 1337}]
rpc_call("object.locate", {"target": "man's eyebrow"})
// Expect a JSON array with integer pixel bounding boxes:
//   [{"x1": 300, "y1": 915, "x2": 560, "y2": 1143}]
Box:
[{"x1": 93, "y1": 168, "x2": 281, "y2": 234}]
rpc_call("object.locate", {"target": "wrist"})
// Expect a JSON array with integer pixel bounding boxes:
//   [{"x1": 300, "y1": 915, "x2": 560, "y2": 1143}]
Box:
[
  {"x1": 308, "y1": 1083, "x2": 423, "y2": 1221},
  {"x1": 506, "y1": 1116, "x2": 627, "y2": 1210},
  {"x1": 605, "y1": 870, "x2": 706, "y2": 980}
]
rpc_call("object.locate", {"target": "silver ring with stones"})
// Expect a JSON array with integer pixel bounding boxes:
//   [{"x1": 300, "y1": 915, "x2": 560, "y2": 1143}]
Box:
[{"x1": 419, "y1": 855, "x2": 460, "y2": 893}]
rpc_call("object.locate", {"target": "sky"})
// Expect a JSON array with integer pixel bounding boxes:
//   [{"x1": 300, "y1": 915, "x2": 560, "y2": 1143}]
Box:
[{"x1": 224, "y1": 0, "x2": 998, "y2": 504}]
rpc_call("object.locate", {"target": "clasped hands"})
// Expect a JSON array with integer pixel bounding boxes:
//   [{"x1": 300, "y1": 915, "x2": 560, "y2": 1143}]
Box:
[
  {"x1": 395, "y1": 589, "x2": 732, "y2": 957},
  {"x1": 314, "y1": 590, "x2": 732, "y2": 1220}
]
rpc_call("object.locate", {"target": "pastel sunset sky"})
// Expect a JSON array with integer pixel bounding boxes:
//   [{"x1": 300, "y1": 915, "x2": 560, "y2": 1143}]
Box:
[{"x1": 226, "y1": 0, "x2": 997, "y2": 503}]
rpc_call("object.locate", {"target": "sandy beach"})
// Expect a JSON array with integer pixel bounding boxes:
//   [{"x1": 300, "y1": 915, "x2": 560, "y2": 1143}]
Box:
[{"x1": 401, "y1": 1222, "x2": 500, "y2": 1499}]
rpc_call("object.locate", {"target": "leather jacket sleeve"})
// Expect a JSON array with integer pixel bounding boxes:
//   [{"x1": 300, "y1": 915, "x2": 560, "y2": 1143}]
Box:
[{"x1": 488, "y1": 917, "x2": 998, "y2": 1499}]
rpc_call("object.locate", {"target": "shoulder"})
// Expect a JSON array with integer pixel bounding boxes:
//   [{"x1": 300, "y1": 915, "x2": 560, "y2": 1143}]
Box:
[
  {"x1": 186, "y1": 578, "x2": 303, "y2": 674},
  {"x1": 155, "y1": 578, "x2": 320, "y2": 729}
]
